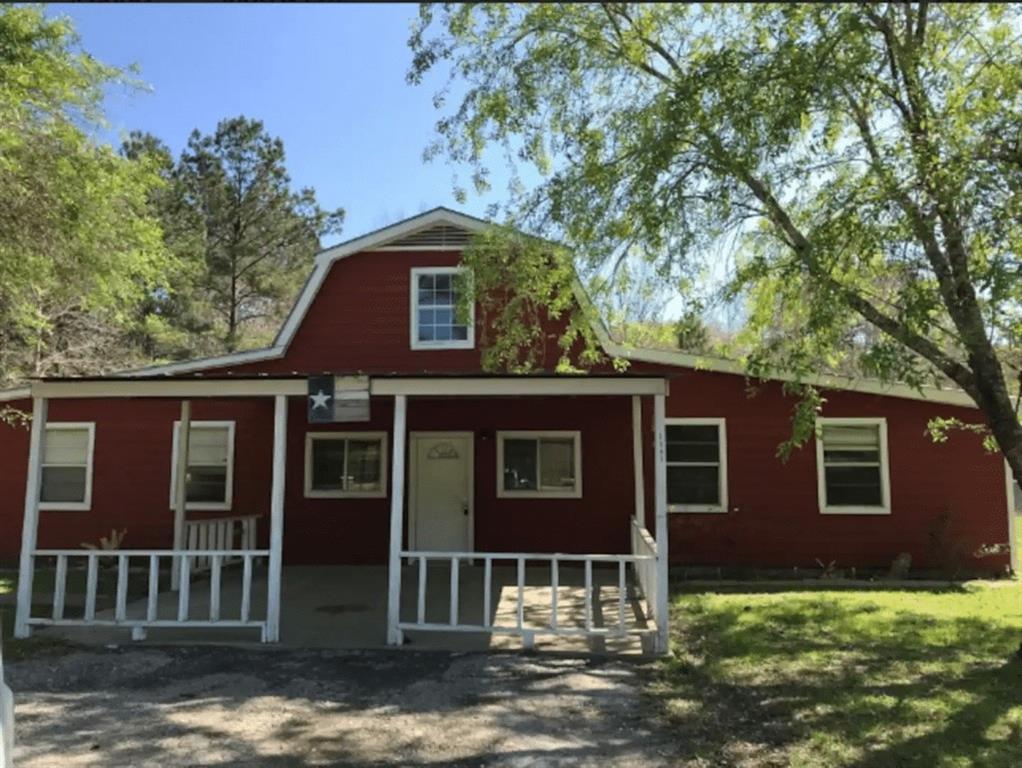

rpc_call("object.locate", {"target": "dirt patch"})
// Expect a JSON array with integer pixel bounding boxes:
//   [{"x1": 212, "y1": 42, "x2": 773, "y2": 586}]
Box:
[{"x1": 8, "y1": 645, "x2": 677, "y2": 767}]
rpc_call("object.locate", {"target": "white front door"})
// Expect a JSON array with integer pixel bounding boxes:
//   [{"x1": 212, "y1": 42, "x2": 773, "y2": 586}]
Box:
[{"x1": 410, "y1": 433, "x2": 472, "y2": 551}]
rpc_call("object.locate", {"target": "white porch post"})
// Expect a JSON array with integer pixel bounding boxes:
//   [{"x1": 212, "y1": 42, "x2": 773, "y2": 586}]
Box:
[
  {"x1": 14, "y1": 397, "x2": 47, "y2": 639},
  {"x1": 632, "y1": 395, "x2": 645, "y2": 525},
  {"x1": 170, "y1": 400, "x2": 191, "y2": 589},
  {"x1": 653, "y1": 393, "x2": 670, "y2": 654},
  {"x1": 265, "y1": 394, "x2": 288, "y2": 642},
  {"x1": 387, "y1": 394, "x2": 408, "y2": 645}
]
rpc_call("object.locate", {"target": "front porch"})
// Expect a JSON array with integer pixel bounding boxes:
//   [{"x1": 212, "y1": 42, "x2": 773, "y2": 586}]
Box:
[
  {"x1": 14, "y1": 374, "x2": 671, "y2": 654},
  {"x1": 26, "y1": 562, "x2": 655, "y2": 654}
]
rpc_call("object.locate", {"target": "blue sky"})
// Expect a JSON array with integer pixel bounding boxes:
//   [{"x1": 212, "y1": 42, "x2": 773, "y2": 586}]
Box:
[{"x1": 48, "y1": 3, "x2": 508, "y2": 245}]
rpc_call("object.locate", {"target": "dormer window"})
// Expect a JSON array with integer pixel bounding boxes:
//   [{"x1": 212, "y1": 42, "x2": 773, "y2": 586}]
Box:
[{"x1": 410, "y1": 267, "x2": 474, "y2": 350}]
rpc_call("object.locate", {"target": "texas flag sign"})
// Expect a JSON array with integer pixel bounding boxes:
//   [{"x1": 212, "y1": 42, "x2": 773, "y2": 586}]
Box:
[
  {"x1": 307, "y1": 375, "x2": 335, "y2": 423},
  {"x1": 308, "y1": 375, "x2": 371, "y2": 423}
]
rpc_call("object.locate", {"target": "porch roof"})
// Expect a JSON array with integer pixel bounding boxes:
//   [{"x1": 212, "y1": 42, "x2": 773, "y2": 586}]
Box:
[{"x1": 26, "y1": 372, "x2": 669, "y2": 399}]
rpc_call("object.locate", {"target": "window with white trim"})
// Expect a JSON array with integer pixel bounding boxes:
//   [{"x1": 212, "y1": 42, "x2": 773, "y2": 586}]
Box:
[
  {"x1": 666, "y1": 419, "x2": 727, "y2": 512},
  {"x1": 410, "y1": 267, "x2": 473, "y2": 349},
  {"x1": 497, "y1": 431, "x2": 581, "y2": 498},
  {"x1": 170, "y1": 421, "x2": 235, "y2": 510},
  {"x1": 40, "y1": 423, "x2": 95, "y2": 510},
  {"x1": 304, "y1": 432, "x2": 388, "y2": 498},
  {"x1": 816, "y1": 418, "x2": 891, "y2": 514}
]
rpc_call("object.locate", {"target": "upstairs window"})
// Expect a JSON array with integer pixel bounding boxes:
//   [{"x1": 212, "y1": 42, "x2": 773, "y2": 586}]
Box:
[
  {"x1": 497, "y1": 431, "x2": 582, "y2": 498},
  {"x1": 40, "y1": 423, "x2": 95, "y2": 511},
  {"x1": 170, "y1": 421, "x2": 235, "y2": 511},
  {"x1": 410, "y1": 267, "x2": 473, "y2": 350},
  {"x1": 816, "y1": 418, "x2": 891, "y2": 514},
  {"x1": 666, "y1": 419, "x2": 727, "y2": 513}
]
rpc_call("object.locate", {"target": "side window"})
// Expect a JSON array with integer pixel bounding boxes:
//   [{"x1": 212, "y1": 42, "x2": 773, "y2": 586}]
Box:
[
  {"x1": 170, "y1": 421, "x2": 235, "y2": 510},
  {"x1": 665, "y1": 420, "x2": 727, "y2": 513},
  {"x1": 816, "y1": 418, "x2": 891, "y2": 514},
  {"x1": 40, "y1": 423, "x2": 95, "y2": 510}
]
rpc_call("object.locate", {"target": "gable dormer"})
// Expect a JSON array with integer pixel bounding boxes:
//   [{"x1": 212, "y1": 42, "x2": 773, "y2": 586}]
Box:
[{"x1": 128, "y1": 208, "x2": 611, "y2": 377}]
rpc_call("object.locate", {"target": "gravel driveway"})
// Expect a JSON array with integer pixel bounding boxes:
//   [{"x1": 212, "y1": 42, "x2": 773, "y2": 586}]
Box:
[{"x1": 7, "y1": 646, "x2": 676, "y2": 767}]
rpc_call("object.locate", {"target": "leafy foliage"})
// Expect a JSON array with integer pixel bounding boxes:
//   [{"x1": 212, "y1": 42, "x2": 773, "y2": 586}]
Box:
[
  {"x1": 175, "y1": 117, "x2": 345, "y2": 352},
  {"x1": 459, "y1": 226, "x2": 607, "y2": 371},
  {"x1": 410, "y1": 3, "x2": 1022, "y2": 480},
  {"x1": 0, "y1": 5, "x2": 167, "y2": 382}
]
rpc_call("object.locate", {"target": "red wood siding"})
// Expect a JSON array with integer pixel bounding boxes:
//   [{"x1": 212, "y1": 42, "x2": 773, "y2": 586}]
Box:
[
  {"x1": 0, "y1": 244, "x2": 1009, "y2": 575},
  {"x1": 0, "y1": 395, "x2": 635, "y2": 566},
  {"x1": 223, "y1": 250, "x2": 586, "y2": 375},
  {"x1": 283, "y1": 395, "x2": 634, "y2": 564},
  {"x1": 0, "y1": 398, "x2": 274, "y2": 564},
  {"x1": 632, "y1": 369, "x2": 1009, "y2": 573}
]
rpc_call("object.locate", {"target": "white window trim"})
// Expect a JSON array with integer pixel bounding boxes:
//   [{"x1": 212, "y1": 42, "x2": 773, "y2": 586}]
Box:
[
  {"x1": 409, "y1": 266, "x2": 474, "y2": 351},
  {"x1": 169, "y1": 420, "x2": 235, "y2": 512},
  {"x1": 39, "y1": 422, "x2": 96, "y2": 512},
  {"x1": 816, "y1": 417, "x2": 892, "y2": 515},
  {"x1": 304, "y1": 431, "x2": 389, "y2": 499},
  {"x1": 666, "y1": 418, "x2": 728, "y2": 514},
  {"x1": 496, "y1": 430, "x2": 582, "y2": 499}
]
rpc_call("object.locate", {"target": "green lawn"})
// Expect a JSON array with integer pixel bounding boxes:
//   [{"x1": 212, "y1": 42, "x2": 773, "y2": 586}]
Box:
[{"x1": 654, "y1": 583, "x2": 1022, "y2": 767}]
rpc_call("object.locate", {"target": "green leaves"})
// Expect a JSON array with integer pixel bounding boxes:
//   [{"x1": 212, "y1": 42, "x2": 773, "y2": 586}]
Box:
[
  {"x1": 0, "y1": 6, "x2": 167, "y2": 381},
  {"x1": 412, "y1": 3, "x2": 1022, "y2": 476},
  {"x1": 173, "y1": 116, "x2": 345, "y2": 353}
]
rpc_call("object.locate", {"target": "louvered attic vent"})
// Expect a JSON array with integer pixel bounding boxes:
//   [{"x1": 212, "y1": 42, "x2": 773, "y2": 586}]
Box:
[{"x1": 385, "y1": 224, "x2": 473, "y2": 248}]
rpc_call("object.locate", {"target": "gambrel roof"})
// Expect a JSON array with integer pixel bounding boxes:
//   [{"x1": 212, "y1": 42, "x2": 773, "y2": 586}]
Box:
[{"x1": 101, "y1": 207, "x2": 974, "y2": 407}]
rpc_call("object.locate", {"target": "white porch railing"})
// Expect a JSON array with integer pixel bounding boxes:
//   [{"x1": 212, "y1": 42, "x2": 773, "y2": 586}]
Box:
[
  {"x1": 23, "y1": 548, "x2": 270, "y2": 641},
  {"x1": 398, "y1": 550, "x2": 657, "y2": 647},
  {"x1": 184, "y1": 514, "x2": 260, "y2": 571},
  {"x1": 630, "y1": 518, "x2": 659, "y2": 627}
]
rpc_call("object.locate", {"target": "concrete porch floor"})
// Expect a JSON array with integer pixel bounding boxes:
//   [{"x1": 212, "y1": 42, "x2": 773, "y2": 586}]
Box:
[{"x1": 34, "y1": 564, "x2": 655, "y2": 655}]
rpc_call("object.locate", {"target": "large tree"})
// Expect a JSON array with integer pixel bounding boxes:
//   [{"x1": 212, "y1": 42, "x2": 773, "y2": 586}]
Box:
[
  {"x1": 177, "y1": 117, "x2": 345, "y2": 352},
  {"x1": 120, "y1": 131, "x2": 213, "y2": 360},
  {"x1": 410, "y1": 3, "x2": 1022, "y2": 481},
  {"x1": 0, "y1": 6, "x2": 166, "y2": 382}
]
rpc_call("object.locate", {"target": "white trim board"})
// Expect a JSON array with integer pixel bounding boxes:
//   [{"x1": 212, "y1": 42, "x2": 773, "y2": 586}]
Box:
[
  {"x1": 33, "y1": 378, "x2": 306, "y2": 399},
  {"x1": 0, "y1": 387, "x2": 30, "y2": 403},
  {"x1": 1006, "y1": 461, "x2": 1019, "y2": 574},
  {"x1": 370, "y1": 377, "x2": 668, "y2": 397},
  {"x1": 602, "y1": 341, "x2": 976, "y2": 407}
]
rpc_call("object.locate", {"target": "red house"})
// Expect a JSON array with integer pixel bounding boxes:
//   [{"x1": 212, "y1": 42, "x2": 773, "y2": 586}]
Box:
[{"x1": 0, "y1": 208, "x2": 1014, "y2": 653}]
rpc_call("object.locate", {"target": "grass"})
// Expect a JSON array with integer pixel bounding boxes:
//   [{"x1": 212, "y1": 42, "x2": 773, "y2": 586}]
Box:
[{"x1": 653, "y1": 582, "x2": 1022, "y2": 767}]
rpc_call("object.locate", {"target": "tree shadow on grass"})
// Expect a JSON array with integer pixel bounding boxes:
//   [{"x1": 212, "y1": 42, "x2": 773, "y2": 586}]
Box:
[{"x1": 649, "y1": 590, "x2": 1022, "y2": 767}]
